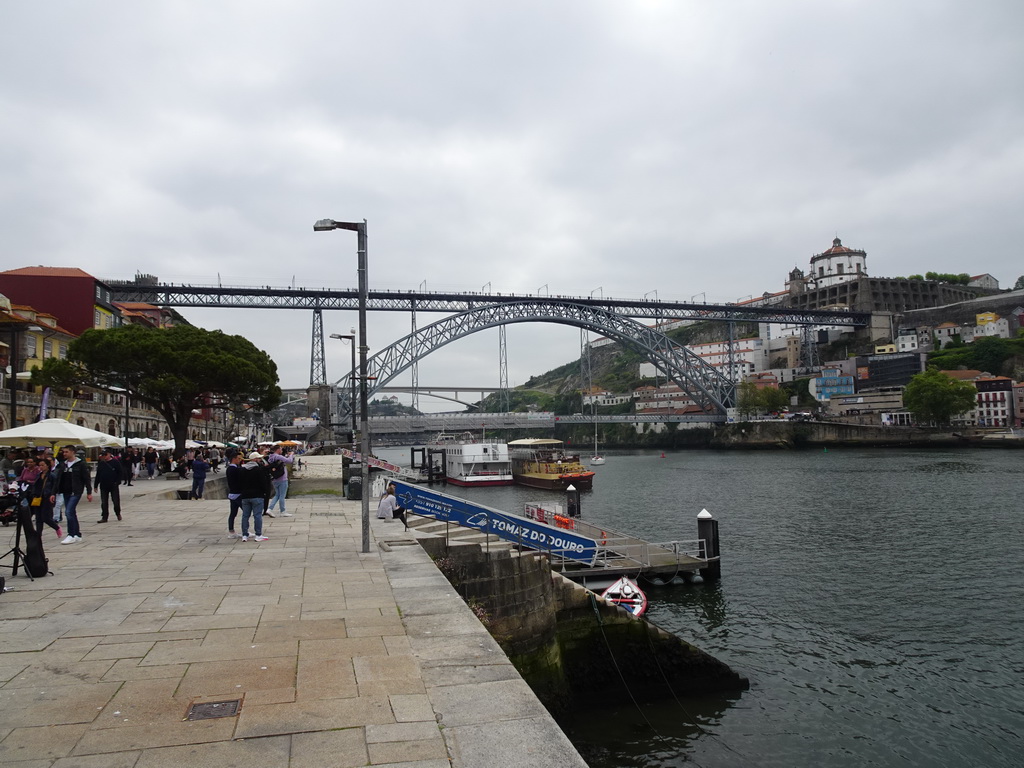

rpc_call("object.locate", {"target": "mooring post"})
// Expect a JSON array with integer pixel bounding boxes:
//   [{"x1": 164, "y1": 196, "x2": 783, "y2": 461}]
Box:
[
  {"x1": 565, "y1": 484, "x2": 580, "y2": 518},
  {"x1": 697, "y1": 508, "x2": 721, "y2": 581}
]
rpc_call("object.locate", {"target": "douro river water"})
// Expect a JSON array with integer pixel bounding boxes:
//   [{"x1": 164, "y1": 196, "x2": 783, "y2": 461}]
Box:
[{"x1": 377, "y1": 446, "x2": 1023, "y2": 768}]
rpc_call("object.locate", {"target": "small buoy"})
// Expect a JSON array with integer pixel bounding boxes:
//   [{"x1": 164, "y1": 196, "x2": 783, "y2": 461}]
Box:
[{"x1": 660, "y1": 452, "x2": 666, "y2": 458}]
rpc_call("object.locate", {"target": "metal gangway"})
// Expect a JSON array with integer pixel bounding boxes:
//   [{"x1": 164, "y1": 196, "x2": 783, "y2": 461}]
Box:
[{"x1": 388, "y1": 481, "x2": 711, "y2": 586}]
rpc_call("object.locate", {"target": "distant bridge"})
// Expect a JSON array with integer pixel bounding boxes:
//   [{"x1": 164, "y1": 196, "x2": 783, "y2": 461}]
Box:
[
  {"x1": 367, "y1": 412, "x2": 719, "y2": 435},
  {"x1": 108, "y1": 280, "x2": 869, "y2": 327},
  {"x1": 108, "y1": 279, "x2": 870, "y2": 422}
]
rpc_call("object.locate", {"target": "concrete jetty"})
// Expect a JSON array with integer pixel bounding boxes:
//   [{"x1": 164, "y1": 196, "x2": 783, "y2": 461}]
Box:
[{"x1": 0, "y1": 458, "x2": 587, "y2": 767}]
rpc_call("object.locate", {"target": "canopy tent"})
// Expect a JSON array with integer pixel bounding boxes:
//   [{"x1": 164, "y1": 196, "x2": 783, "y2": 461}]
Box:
[
  {"x1": 275, "y1": 440, "x2": 302, "y2": 447},
  {"x1": 0, "y1": 418, "x2": 125, "y2": 449}
]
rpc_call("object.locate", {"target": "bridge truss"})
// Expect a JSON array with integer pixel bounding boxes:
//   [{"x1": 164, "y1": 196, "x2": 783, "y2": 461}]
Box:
[
  {"x1": 335, "y1": 300, "x2": 737, "y2": 418},
  {"x1": 107, "y1": 282, "x2": 870, "y2": 327}
]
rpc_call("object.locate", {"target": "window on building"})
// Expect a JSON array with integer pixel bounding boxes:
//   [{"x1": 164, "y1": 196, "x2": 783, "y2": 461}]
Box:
[
  {"x1": 26, "y1": 335, "x2": 37, "y2": 357},
  {"x1": 94, "y1": 309, "x2": 100, "y2": 327},
  {"x1": 43, "y1": 339, "x2": 52, "y2": 357},
  {"x1": 95, "y1": 285, "x2": 101, "y2": 299},
  {"x1": 837, "y1": 264, "x2": 845, "y2": 275},
  {"x1": 59, "y1": 343, "x2": 68, "y2": 359}
]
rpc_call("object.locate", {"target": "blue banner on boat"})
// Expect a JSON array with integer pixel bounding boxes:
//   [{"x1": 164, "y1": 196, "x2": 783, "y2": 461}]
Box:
[{"x1": 392, "y1": 480, "x2": 598, "y2": 566}]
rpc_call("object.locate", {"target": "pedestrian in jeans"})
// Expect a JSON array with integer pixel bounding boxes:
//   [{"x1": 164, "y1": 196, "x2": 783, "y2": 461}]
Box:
[
  {"x1": 265, "y1": 445, "x2": 294, "y2": 517},
  {"x1": 95, "y1": 448, "x2": 124, "y2": 522},
  {"x1": 224, "y1": 449, "x2": 244, "y2": 537},
  {"x1": 238, "y1": 452, "x2": 272, "y2": 542},
  {"x1": 50, "y1": 444, "x2": 92, "y2": 544},
  {"x1": 190, "y1": 453, "x2": 210, "y2": 500},
  {"x1": 144, "y1": 448, "x2": 158, "y2": 479}
]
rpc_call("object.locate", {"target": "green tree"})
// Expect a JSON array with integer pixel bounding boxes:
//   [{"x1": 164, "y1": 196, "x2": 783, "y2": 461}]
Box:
[
  {"x1": 1015, "y1": 275, "x2": 1024, "y2": 290},
  {"x1": 736, "y1": 382, "x2": 790, "y2": 417},
  {"x1": 902, "y1": 369, "x2": 976, "y2": 426},
  {"x1": 32, "y1": 325, "x2": 281, "y2": 453},
  {"x1": 760, "y1": 386, "x2": 791, "y2": 413},
  {"x1": 736, "y1": 381, "x2": 760, "y2": 418}
]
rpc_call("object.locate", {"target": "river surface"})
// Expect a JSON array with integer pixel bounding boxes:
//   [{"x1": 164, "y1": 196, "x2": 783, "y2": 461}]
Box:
[{"x1": 375, "y1": 446, "x2": 1024, "y2": 768}]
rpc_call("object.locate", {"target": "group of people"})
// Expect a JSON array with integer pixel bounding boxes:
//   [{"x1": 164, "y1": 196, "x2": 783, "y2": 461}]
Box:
[
  {"x1": 224, "y1": 444, "x2": 294, "y2": 542},
  {"x1": 6, "y1": 445, "x2": 104, "y2": 545},
  {"x1": 2, "y1": 442, "x2": 418, "y2": 553}
]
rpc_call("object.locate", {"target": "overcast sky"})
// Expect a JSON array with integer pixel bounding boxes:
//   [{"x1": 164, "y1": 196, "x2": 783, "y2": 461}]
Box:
[{"x1": 3, "y1": 1, "x2": 1022, "y2": 412}]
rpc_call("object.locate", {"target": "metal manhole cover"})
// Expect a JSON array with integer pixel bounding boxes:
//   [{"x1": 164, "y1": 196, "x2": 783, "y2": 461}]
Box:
[{"x1": 187, "y1": 699, "x2": 241, "y2": 720}]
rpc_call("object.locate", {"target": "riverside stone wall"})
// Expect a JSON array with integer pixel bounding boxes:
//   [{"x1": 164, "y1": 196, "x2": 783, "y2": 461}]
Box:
[
  {"x1": 711, "y1": 421, "x2": 986, "y2": 448},
  {"x1": 416, "y1": 536, "x2": 748, "y2": 715}
]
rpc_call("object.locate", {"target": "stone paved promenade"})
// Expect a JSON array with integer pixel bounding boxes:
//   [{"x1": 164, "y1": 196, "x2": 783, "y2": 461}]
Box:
[{"x1": 0, "y1": 464, "x2": 587, "y2": 767}]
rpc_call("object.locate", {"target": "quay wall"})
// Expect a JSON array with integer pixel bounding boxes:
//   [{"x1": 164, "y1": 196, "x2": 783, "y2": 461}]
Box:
[
  {"x1": 708, "y1": 421, "x2": 1012, "y2": 449},
  {"x1": 416, "y1": 536, "x2": 748, "y2": 716}
]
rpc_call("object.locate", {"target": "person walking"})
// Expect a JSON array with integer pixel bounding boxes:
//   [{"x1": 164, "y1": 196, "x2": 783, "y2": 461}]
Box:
[
  {"x1": 28, "y1": 457, "x2": 62, "y2": 540},
  {"x1": 224, "y1": 449, "x2": 244, "y2": 537},
  {"x1": 50, "y1": 444, "x2": 92, "y2": 544},
  {"x1": 190, "y1": 452, "x2": 210, "y2": 500},
  {"x1": 238, "y1": 452, "x2": 272, "y2": 542},
  {"x1": 120, "y1": 448, "x2": 134, "y2": 487},
  {"x1": 265, "y1": 445, "x2": 294, "y2": 517},
  {"x1": 95, "y1": 448, "x2": 124, "y2": 522},
  {"x1": 144, "y1": 447, "x2": 158, "y2": 479}
]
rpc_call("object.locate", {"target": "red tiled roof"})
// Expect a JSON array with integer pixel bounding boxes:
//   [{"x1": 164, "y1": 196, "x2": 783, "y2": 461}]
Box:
[
  {"x1": 1, "y1": 305, "x2": 77, "y2": 336},
  {"x1": 1, "y1": 266, "x2": 95, "y2": 278}
]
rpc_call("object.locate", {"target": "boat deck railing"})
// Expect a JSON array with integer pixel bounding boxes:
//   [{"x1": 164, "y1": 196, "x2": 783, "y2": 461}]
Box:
[{"x1": 407, "y1": 505, "x2": 707, "y2": 576}]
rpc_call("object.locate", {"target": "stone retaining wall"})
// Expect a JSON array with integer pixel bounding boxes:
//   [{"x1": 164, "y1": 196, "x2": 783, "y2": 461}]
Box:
[{"x1": 416, "y1": 536, "x2": 748, "y2": 716}]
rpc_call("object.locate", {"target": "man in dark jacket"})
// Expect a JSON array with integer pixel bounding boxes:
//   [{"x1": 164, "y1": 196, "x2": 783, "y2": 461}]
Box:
[
  {"x1": 238, "y1": 452, "x2": 273, "y2": 542},
  {"x1": 49, "y1": 444, "x2": 92, "y2": 544},
  {"x1": 224, "y1": 449, "x2": 244, "y2": 537},
  {"x1": 95, "y1": 449, "x2": 125, "y2": 523}
]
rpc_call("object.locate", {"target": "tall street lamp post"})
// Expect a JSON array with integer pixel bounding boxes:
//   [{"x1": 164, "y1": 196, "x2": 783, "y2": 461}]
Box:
[
  {"x1": 314, "y1": 218, "x2": 370, "y2": 554},
  {"x1": 329, "y1": 332, "x2": 358, "y2": 443}
]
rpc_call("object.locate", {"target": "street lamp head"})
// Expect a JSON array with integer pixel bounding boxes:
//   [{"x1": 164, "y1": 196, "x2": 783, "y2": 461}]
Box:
[{"x1": 314, "y1": 219, "x2": 362, "y2": 233}]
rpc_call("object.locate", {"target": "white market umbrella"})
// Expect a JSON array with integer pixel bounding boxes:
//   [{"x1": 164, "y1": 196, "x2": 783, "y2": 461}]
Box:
[
  {"x1": 0, "y1": 418, "x2": 124, "y2": 449},
  {"x1": 204, "y1": 440, "x2": 227, "y2": 448},
  {"x1": 185, "y1": 440, "x2": 204, "y2": 449}
]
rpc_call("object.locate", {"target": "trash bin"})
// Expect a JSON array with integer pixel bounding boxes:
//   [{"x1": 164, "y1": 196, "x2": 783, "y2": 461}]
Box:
[{"x1": 346, "y1": 474, "x2": 363, "y2": 501}]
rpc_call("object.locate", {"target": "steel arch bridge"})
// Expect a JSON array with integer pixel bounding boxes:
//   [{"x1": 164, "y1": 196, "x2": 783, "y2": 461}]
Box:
[{"x1": 336, "y1": 300, "x2": 736, "y2": 420}]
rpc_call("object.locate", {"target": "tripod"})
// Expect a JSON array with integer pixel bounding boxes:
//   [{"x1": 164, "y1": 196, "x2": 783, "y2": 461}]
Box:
[
  {"x1": 0, "y1": 504, "x2": 49, "y2": 581},
  {"x1": 0, "y1": 506, "x2": 31, "y2": 580}
]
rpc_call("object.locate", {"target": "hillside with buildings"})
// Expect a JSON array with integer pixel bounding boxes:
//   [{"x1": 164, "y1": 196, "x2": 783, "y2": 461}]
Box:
[{"x1": 490, "y1": 236, "x2": 1024, "y2": 431}]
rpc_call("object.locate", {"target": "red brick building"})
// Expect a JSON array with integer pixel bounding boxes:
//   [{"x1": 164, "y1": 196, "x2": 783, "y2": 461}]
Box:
[{"x1": 0, "y1": 267, "x2": 121, "y2": 336}]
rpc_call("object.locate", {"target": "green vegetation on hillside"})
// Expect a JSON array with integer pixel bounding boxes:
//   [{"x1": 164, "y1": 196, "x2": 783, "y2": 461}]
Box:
[
  {"x1": 928, "y1": 335, "x2": 1024, "y2": 378},
  {"x1": 904, "y1": 272, "x2": 972, "y2": 285}
]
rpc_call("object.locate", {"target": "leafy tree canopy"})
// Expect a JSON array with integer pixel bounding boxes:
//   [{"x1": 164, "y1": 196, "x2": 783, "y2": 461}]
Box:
[
  {"x1": 924, "y1": 271, "x2": 972, "y2": 285},
  {"x1": 736, "y1": 381, "x2": 790, "y2": 418},
  {"x1": 1015, "y1": 275, "x2": 1024, "y2": 290},
  {"x1": 32, "y1": 325, "x2": 281, "y2": 452},
  {"x1": 903, "y1": 368, "x2": 976, "y2": 425},
  {"x1": 929, "y1": 335, "x2": 1024, "y2": 376}
]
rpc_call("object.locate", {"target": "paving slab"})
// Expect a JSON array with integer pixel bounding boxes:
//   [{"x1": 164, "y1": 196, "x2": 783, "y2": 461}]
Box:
[{"x1": 0, "y1": 474, "x2": 587, "y2": 767}]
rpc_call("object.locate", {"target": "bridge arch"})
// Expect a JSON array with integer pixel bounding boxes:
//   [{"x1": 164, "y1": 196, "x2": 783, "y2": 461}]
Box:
[{"x1": 335, "y1": 300, "x2": 735, "y2": 418}]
